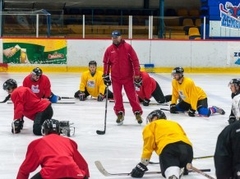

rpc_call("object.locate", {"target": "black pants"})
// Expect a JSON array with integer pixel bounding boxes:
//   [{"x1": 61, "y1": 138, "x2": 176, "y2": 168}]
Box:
[
  {"x1": 177, "y1": 98, "x2": 208, "y2": 111},
  {"x1": 152, "y1": 82, "x2": 166, "y2": 103},
  {"x1": 159, "y1": 141, "x2": 193, "y2": 178},
  {"x1": 33, "y1": 104, "x2": 53, "y2": 135},
  {"x1": 74, "y1": 87, "x2": 114, "y2": 99}
]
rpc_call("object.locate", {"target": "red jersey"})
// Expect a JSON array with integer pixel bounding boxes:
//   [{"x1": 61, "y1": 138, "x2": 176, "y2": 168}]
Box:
[
  {"x1": 103, "y1": 40, "x2": 140, "y2": 83},
  {"x1": 11, "y1": 86, "x2": 51, "y2": 120},
  {"x1": 23, "y1": 74, "x2": 52, "y2": 98},
  {"x1": 16, "y1": 133, "x2": 90, "y2": 179},
  {"x1": 136, "y1": 72, "x2": 156, "y2": 100}
]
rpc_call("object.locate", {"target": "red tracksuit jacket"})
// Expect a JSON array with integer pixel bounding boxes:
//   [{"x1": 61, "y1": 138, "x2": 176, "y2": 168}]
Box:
[
  {"x1": 16, "y1": 133, "x2": 90, "y2": 179},
  {"x1": 11, "y1": 86, "x2": 50, "y2": 120},
  {"x1": 23, "y1": 74, "x2": 52, "y2": 99},
  {"x1": 136, "y1": 71, "x2": 156, "y2": 100}
]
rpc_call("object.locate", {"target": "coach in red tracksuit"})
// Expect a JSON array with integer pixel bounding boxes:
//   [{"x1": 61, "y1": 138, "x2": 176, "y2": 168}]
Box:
[
  {"x1": 17, "y1": 119, "x2": 89, "y2": 179},
  {"x1": 135, "y1": 71, "x2": 171, "y2": 106},
  {"x1": 103, "y1": 30, "x2": 143, "y2": 124},
  {"x1": 3, "y1": 79, "x2": 53, "y2": 135}
]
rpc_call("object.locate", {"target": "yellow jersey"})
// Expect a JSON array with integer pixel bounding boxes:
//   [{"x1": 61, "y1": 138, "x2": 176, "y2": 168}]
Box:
[
  {"x1": 79, "y1": 70, "x2": 106, "y2": 97},
  {"x1": 171, "y1": 77, "x2": 207, "y2": 110},
  {"x1": 141, "y1": 120, "x2": 192, "y2": 160}
]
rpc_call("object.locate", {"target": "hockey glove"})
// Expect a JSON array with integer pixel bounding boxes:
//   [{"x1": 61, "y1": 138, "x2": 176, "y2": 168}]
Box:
[
  {"x1": 188, "y1": 109, "x2": 195, "y2": 117},
  {"x1": 97, "y1": 94, "x2": 105, "y2": 101},
  {"x1": 143, "y1": 99, "x2": 150, "y2": 106},
  {"x1": 11, "y1": 119, "x2": 23, "y2": 134},
  {"x1": 131, "y1": 162, "x2": 148, "y2": 178},
  {"x1": 49, "y1": 94, "x2": 59, "y2": 103},
  {"x1": 102, "y1": 74, "x2": 111, "y2": 86},
  {"x1": 134, "y1": 77, "x2": 142, "y2": 88},
  {"x1": 78, "y1": 91, "x2": 85, "y2": 101},
  {"x1": 228, "y1": 115, "x2": 237, "y2": 124},
  {"x1": 170, "y1": 104, "x2": 178, "y2": 114}
]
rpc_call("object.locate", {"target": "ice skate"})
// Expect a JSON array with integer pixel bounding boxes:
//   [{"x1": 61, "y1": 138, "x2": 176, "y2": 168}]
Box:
[
  {"x1": 135, "y1": 111, "x2": 143, "y2": 124},
  {"x1": 59, "y1": 121, "x2": 75, "y2": 137},
  {"x1": 116, "y1": 111, "x2": 124, "y2": 125},
  {"x1": 212, "y1": 106, "x2": 225, "y2": 115}
]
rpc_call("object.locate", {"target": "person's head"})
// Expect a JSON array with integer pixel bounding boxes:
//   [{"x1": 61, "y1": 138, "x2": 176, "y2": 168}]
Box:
[
  {"x1": 31, "y1": 67, "x2": 43, "y2": 81},
  {"x1": 111, "y1": 30, "x2": 122, "y2": 45},
  {"x1": 3, "y1": 79, "x2": 17, "y2": 94},
  {"x1": 41, "y1": 119, "x2": 60, "y2": 135},
  {"x1": 228, "y1": 78, "x2": 240, "y2": 94},
  {"x1": 146, "y1": 109, "x2": 167, "y2": 123},
  {"x1": 171, "y1": 67, "x2": 184, "y2": 81},
  {"x1": 88, "y1": 60, "x2": 97, "y2": 75}
]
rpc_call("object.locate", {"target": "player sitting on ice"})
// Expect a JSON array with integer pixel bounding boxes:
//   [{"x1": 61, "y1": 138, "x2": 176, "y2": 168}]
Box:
[
  {"x1": 228, "y1": 78, "x2": 240, "y2": 124},
  {"x1": 74, "y1": 60, "x2": 113, "y2": 101},
  {"x1": 23, "y1": 67, "x2": 60, "y2": 103},
  {"x1": 134, "y1": 71, "x2": 171, "y2": 106},
  {"x1": 131, "y1": 110, "x2": 193, "y2": 179},
  {"x1": 16, "y1": 119, "x2": 89, "y2": 179},
  {"x1": 170, "y1": 67, "x2": 225, "y2": 117},
  {"x1": 3, "y1": 78, "x2": 53, "y2": 135}
]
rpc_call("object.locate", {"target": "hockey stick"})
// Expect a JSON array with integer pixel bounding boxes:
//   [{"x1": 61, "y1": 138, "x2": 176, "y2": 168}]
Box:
[
  {"x1": 149, "y1": 155, "x2": 214, "y2": 164},
  {"x1": 186, "y1": 163, "x2": 215, "y2": 179},
  {"x1": 95, "y1": 160, "x2": 211, "y2": 177},
  {"x1": 0, "y1": 94, "x2": 11, "y2": 103},
  {"x1": 110, "y1": 100, "x2": 169, "y2": 106},
  {"x1": 60, "y1": 96, "x2": 75, "y2": 99},
  {"x1": 96, "y1": 85, "x2": 109, "y2": 135}
]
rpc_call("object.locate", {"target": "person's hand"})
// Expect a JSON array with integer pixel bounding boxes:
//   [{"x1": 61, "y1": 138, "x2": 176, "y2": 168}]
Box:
[
  {"x1": 97, "y1": 94, "x2": 105, "y2": 101},
  {"x1": 11, "y1": 119, "x2": 23, "y2": 134},
  {"x1": 170, "y1": 104, "x2": 178, "y2": 113},
  {"x1": 188, "y1": 109, "x2": 195, "y2": 117},
  {"x1": 79, "y1": 91, "x2": 85, "y2": 101},
  {"x1": 228, "y1": 115, "x2": 236, "y2": 124},
  {"x1": 102, "y1": 74, "x2": 111, "y2": 86},
  {"x1": 143, "y1": 99, "x2": 150, "y2": 106},
  {"x1": 130, "y1": 162, "x2": 148, "y2": 178}
]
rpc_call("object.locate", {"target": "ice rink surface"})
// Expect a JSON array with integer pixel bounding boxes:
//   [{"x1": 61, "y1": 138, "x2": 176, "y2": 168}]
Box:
[{"x1": 0, "y1": 72, "x2": 235, "y2": 179}]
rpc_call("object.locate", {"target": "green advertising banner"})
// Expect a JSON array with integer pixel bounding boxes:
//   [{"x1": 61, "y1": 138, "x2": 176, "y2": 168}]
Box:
[{"x1": 3, "y1": 39, "x2": 67, "y2": 64}]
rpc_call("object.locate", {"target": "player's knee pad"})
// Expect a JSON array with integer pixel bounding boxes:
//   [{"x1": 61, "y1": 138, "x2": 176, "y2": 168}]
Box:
[
  {"x1": 165, "y1": 166, "x2": 180, "y2": 179},
  {"x1": 198, "y1": 107, "x2": 211, "y2": 117}
]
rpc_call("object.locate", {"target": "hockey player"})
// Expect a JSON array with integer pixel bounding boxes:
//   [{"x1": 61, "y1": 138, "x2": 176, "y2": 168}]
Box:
[
  {"x1": 134, "y1": 71, "x2": 171, "y2": 106},
  {"x1": 228, "y1": 78, "x2": 240, "y2": 124},
  {"x1": 3, "y1": 79, "x2": 53, "y2": 135},
  {"x1": 16, "y1": 119, "x2": 89, "y2": 179},
  {"x1": 131, "y1": 110, "x2": 193, "y2": 179},
  {"x1": 74, "y1": 60, "x2": 113, "y2": 101},
  {"x1": 170, "y1": 67, "x2": 225, "y2": 117},
  {"x1": 23, "y1": 67, "x2": 59, "y2": 103},
  {"x1": 103, "y1": 30, "x2": 143, "y2": 125},
  {"x1": 214, "y1": 120, "x2": 240, "y2": 179}
]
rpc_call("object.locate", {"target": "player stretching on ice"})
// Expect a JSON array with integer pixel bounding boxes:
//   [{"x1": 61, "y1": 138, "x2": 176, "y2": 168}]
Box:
[
  {"x1": 16, "y1": 119, "x2": 89, "y2": 179},
  {"x1": 228, "y1": 78, "x2": 240, "y2": 124},
  {"x1": 74, "y1": 60, "x2": 113, "y2": 101},
  {"x1": 134, "y1": 71, "x2": 171, "y2": 106},
  {"x1": 131, "y1": 110, "x2": 193, "y2": 179},
  {"x1": 103, "y1": 30, "x2": 143, "y2": 125},
  {"x1": 23, "y1": 67, "x2": 60, "y2": 103},
  {"x1": 3, "y1": 79, "x2": 53, "y2": 135},
  {"x1": 170, "y1": 67, "x2": 225, "y2": 117}
]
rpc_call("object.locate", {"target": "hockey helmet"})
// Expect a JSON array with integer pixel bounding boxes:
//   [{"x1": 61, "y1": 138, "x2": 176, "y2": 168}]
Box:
[
  {"x1": 172, "y1": 67, "x2": 184, "y2": 74},
  {"x1": 3, "y1": 79, "x2": 17, "y2": 91},
  {"x1": 89, "y1": 60, "x2": 97, "y2": 66},
  {"x1": 32, "y1": 67, "x2": 43, "y2": 76},
  {"x1": 41, "y1": 119, "x2": 60, "y2": 135},
  {"x1": 146, "y1": 109, "x2": 166, "y2": 123},
  {"x1": 229, "y1": 78, "x2": 240, "y2": 87}
]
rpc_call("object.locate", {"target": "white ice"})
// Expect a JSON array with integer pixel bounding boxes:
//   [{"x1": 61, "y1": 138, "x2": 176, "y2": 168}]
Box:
[{"x1": 0, "y1": 72, "x2": 234, "y2": 179}]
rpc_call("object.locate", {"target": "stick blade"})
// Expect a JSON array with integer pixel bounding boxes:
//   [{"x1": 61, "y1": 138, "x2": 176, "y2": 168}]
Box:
[
  {"x1": 96, "y1": 130, "x2": 105, "y2": 135},
  {"x1": 94, "y1": 161, "x2": 110, "y2": 176}
]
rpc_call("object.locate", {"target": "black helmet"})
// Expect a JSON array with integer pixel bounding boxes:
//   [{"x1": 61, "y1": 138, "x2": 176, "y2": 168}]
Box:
[
  {"x1": 172, "y1": 67, "x2": 184, "y2": 74},
  {"x1": 229, "y1": 78, "x2": 240, "y2": 87},
  {"x1": 3, "y1": 79, "x2": 17, "y2": 90},
  {"x1": 41, "y1": 119, "x2": 60, "y2": 135},
  {"x1": 32, "y1": 67, "x2": 42, "y2": 76},
  {"x1": 147, "y1": 110, "x2": 166, "y2": 123},
  {"x1": 89, "y1": 60, "x2": 97, "y2": 66}
]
